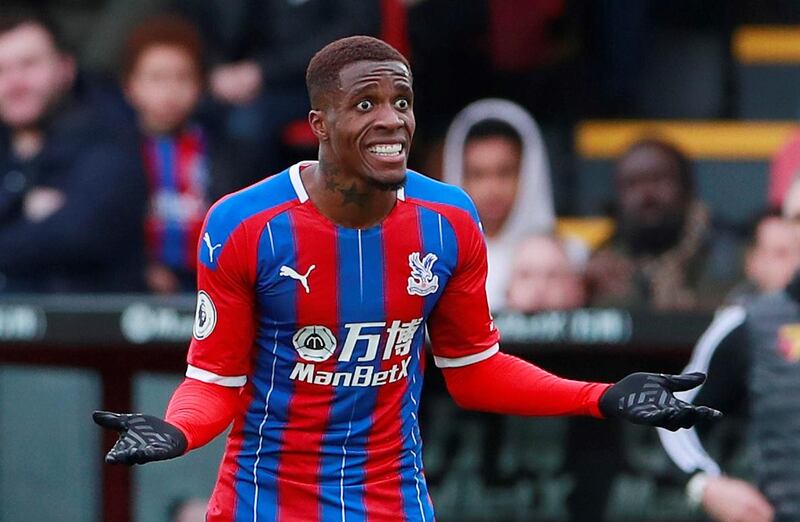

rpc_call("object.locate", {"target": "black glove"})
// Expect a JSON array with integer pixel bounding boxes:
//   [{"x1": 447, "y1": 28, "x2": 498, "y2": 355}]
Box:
[
  {"x1": 599, "y1": 372, "x2": 722, "y2": 431},
  {"x1": 93, "y1": 411, "x2": 187, "y2": 465}
]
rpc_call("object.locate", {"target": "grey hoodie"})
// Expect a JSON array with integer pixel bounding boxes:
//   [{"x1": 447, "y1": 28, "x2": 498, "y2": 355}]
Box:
[{"x1": 442, "y1": 99, "x2": 556, "y2": 310}]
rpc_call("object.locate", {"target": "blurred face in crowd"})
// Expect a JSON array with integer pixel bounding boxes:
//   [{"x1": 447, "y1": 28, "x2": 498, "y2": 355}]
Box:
[
  {"x1": 614, "y1": 143, "x2": 689, "y2": 252},
  {"x1": 784, "y1": 179, "x2": 800, "y2": 220},
  {"x1": 462, "y1": 136, "x2": 521, "y2": 238},
  {"x1": 747, "y1": 216, "x2": 800, "y2": 293},
  {"x1": 172, "y1": 498, "x2": 207, "y2": 522},
  {"x1": 615, "y1": 144, "x2": 687, "y2": 226},
  {"x1": 126, "y1": 44, "x2": 202, "y2": 134},
  {"x1": 0, "y1": 23, "x2": 75, "y2": 129},
  {"x1": 506, "y1": 235, "x2": 586, "y2": 313}
]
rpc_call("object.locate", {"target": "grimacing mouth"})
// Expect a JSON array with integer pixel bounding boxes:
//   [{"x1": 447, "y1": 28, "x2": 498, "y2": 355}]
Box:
[{"x1": 366, "y1": 142, "x2": 404, "y2": 157}]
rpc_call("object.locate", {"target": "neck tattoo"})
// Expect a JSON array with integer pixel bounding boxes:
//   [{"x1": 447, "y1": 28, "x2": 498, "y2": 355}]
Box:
[
  {"x1": 321, "y1": 165, "x2": 371, "y2": 207},
  {"x1": 339, "y1": 182, "x2": 370, "y2": 206}
]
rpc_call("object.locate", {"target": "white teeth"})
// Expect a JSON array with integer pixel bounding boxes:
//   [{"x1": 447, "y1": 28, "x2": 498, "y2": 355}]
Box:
[{"x1": 367, "y1": 143, "x2": 402, "y2": 156}]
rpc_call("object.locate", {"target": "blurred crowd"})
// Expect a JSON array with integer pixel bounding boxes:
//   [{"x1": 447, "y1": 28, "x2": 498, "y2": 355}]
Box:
[
  {"x1": 6, "y1": 3, "x2": 800, "y2": 521},
  {"x1": 2, "y1": 0, "x2": 800, "y2": 314}
]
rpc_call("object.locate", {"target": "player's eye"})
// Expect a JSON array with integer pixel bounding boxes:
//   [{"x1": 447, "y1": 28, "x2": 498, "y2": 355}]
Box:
[
  {"x1": 357, "y1": 100, "x2": 373, "y2": 111},
  {"x1": 394, "y1": 98, "x2": 409, "y2": 110}
]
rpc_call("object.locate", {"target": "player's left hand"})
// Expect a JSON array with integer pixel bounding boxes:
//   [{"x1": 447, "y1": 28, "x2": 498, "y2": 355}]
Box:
[
  {"x1": 598, "y1": 372, "x2": 722, "y2": 431},
  {"x1": 93, "y1": 411, "x2": 187, "y2": 465}
]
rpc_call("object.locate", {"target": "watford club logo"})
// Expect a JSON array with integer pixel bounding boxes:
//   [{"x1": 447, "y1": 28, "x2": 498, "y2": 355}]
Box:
[{"x1": 778, "y1": 324, "x2": 800, "y2": 363}]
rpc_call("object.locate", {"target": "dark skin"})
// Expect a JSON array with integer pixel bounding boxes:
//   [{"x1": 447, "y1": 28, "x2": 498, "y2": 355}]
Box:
[
  {"x1": 303, "y1": 60, "x2": 415, "y2": 228},
  {"x1": 615, "y1": 145, "x2": 688, "y2": 228}
]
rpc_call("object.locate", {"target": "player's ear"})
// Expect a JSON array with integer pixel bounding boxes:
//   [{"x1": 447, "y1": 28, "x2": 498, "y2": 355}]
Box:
[{"x1": 308, "y1": 110, "x2": 329, "y2": 142}]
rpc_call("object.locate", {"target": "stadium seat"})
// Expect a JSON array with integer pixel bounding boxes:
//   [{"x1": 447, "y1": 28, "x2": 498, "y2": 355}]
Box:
[
  {"x1": 556, "y1": 217, "x2": 615, "y2": 251},
  {"x1": 734, "y1": 26, "x2": 800, "y2": 119},
  {"x1": 574, "y1": 120, "x2": 798, "y2": 228},
  {"x1": 638, "y1": 32, "x2": 725, "y2": 118}
]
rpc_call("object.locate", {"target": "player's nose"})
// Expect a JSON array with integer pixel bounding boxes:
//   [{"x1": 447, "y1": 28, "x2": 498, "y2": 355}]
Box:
[{"x1": 373, "y1": 102, "x2": 404, "y2": 130}]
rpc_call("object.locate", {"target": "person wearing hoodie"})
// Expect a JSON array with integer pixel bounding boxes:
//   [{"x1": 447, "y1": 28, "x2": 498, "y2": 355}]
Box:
[{"x1": 442, "y1": 98, "x2": 568, "y2": 311}]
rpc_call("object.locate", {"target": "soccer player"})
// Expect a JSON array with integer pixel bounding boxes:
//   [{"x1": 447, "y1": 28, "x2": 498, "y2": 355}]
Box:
[{"x1": 95, "y1": 36, "x2": 721, "y2": 521}]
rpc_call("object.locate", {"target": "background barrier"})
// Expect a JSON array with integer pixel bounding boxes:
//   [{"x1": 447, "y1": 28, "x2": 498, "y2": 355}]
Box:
[{"x1": 0, "y1": 296, "x2": 743, "y2": 522}]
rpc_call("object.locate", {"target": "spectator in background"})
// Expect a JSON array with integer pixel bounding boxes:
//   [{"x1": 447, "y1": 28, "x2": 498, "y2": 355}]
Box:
[
  {"x1": 0, "y1": 10, "x2": 146, "y2": 292},
  {"x1": 169, "y1": 497, "x2": 208, "y2": 522},
  {"x1": 502, "y1": 232, "x2": 621, "y2": 522},
  {"x1": 657, "y1": 180, "x2": 800, "y2": 522},
  {"x1": 767, "y1": 128, "x2": 800, "y2": 208},
  {"x1": 585, "y1": 138, "x2": 739, "y2": 311},
  {"x1": 505, "y1": 234, "x2": 585, "y2": 313},
  {"x1": 443, "y1": 98, "x2": 575, "y2": 310},
  {"x1": 176, "y1": 0, "x2": 380, "y2": 179},
  {"x1": 0, "y1": 0, "x2": 170, "y2": 76},
  {"x1": 726, "y1": 209, "x2": 800, "y2": 305},
  {"x1": 121, "y1": 15, "x2": 241, "y2": 294}
]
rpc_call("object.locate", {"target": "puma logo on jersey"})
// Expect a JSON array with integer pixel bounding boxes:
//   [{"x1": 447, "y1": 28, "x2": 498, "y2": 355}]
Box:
[
  {"x1": 280, "y1": 264, "x2": 316, "y2": 293},
  {"x1": 203, "y1": 233, "x2": 222, "y2": 263}
]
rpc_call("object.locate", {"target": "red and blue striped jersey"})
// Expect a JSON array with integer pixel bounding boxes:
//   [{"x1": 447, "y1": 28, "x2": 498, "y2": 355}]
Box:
[
  {"x1": 142, "y1": 126, "x2": 210, "y2": 273},
  {"x1": 187, "y1": 162, "x2": 499, "y2": 521}
]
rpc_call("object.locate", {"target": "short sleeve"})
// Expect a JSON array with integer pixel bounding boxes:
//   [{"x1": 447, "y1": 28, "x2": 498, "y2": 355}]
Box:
[
  {"x1": 186, "y1": 220, "x2": 257, "y2": 387},
  {"x1": 427, "y1": 216, "x2": 500, "y2": 368}
]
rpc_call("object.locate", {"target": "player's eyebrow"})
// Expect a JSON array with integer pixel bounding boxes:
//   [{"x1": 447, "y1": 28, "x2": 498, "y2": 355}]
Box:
[
  {"x1": 393, "y1": 81, "x2": 413, "y2": 94},
  {"x1": 346, "y1": 82, "x2": 380, "y2": 99},
  {"x1": 346, "y1": 78, "x2": 412, "y2": 101}
]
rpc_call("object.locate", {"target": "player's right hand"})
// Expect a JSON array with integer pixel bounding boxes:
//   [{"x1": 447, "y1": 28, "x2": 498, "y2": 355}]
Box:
[
  {"x1": 702, "y1": 476, "x2": 774, "y2": 522},
  {"x1": 93, "y1": 411, "x2": 187, "y2": 465}
]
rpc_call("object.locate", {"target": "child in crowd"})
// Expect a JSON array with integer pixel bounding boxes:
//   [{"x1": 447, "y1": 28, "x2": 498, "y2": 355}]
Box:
[{"x1": 122, "y1": 15, "x2": 236, "y2": 293}]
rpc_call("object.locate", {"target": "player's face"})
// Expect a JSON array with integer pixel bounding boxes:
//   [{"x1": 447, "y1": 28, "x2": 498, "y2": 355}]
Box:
[
  {"x1": 125, "y1": 45, "x2": 202, "y2": 135},
  {"x1": 0, "y1": 23, "x2": 74, "y2": 129},
  {"x1": 326, "y1": 60, "x2": 415, "y2": 189}
]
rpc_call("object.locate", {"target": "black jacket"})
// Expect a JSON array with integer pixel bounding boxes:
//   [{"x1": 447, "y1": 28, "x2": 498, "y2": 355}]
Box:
[
  {"x1": 179, "y1": 0, "x2": 381, "y2": 89},
  {"x1": 658, "y1": 272, "x2": 800, "y2": 521},
  {"x1": 0, "y1": 99, "x2": 147, "y2": 292}
]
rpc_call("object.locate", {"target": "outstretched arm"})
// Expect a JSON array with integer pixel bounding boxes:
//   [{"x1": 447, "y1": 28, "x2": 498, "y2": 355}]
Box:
[
  {"x1": 443, "y1": 351, "x2": 720, "y2": 430},
  {"x1": 429, "y1": 199, "x2": 719, "y2": 430},
  {"x1": 443, "y1": 351, "x2": 609, "y2": 417},
  {"x1": 95, "y1": 201, "x2": 259, "y2": 465},
  {"x1": 93, "y1": 411, "x2": 187, "y2": 465},
  {"x1": 165, "y1": 378, "x2": 242, "y2": 449},
  {"x1": 93, "y1": 378, "x2": 242, "y2": 464}
]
